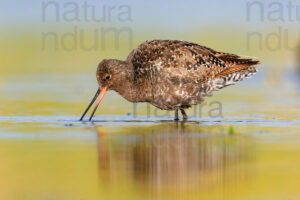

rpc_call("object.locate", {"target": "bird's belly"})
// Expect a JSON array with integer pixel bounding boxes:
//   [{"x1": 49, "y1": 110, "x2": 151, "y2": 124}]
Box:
[{"x1": 151, "y1": 82, "x2": 203, "y2": 110}]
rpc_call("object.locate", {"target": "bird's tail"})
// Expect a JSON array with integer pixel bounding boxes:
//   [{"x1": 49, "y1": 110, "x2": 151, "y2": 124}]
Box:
[{"x1": 203, "y1": 58, "x2": 259, "y2": 96}]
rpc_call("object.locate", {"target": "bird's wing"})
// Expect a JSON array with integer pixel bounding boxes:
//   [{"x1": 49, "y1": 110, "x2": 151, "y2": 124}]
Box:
[{"x1": 127, "y1": 40, "x2": 259, "y2": 83}]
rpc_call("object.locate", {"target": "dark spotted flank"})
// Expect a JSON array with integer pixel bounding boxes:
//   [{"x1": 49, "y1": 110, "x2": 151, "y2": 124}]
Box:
[{"x1": 80, "y1": 40, "x2": 259, "y2": 121}]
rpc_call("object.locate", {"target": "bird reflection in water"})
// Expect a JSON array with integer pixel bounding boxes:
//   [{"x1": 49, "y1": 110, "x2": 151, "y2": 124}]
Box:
[{"x1": 96, "y1": 123, "x2": 254, "y2": 198}]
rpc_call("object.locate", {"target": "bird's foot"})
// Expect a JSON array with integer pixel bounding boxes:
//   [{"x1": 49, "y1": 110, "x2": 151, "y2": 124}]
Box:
[
  {"x1": 174, "y1": 107, "x2": 179, "y2": 121},
  {"x1": 180, "y1": 109, "x2": 188, "y2": 121}
]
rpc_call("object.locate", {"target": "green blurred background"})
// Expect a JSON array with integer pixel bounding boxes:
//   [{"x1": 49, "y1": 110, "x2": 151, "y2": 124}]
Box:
[
  {"x1": 1, "y1": 0, "x2": 299, "y2": 75},
  {"x1": 0, "y1": 1, "x2": 300, "y2": 200}
]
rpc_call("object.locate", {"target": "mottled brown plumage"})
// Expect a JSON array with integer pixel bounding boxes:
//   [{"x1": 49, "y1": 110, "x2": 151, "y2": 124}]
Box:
[{"x1": 80, "y1": 40, "x2": 259, "y2": 121}]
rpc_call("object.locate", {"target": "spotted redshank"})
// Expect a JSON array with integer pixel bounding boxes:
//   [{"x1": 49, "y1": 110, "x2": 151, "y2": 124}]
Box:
[{"x1": 80, "y1": 40, "x2": 259, "y2": 121}]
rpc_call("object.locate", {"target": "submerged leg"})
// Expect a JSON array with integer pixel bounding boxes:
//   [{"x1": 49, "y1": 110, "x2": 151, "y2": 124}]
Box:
[
  {"x1": 180, "y1": 109, "x2": 188, "y2": 121},
  {"x1": 174, "y1": 107, "x2": 179, "y2": 121}
]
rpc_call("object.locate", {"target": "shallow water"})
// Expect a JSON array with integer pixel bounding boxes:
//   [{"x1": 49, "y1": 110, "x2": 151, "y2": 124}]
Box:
[{"x1": 0, "y1": 69, "x2": 300, "y2": 200}]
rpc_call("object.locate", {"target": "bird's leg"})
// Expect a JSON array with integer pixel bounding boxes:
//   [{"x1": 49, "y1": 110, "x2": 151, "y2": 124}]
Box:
[
  {"x1": 174, "y1": 107, "x2": 179, "y2": 121},
  {"x1": 180, "y1": 109, "x2": 188, "y2": 121}
]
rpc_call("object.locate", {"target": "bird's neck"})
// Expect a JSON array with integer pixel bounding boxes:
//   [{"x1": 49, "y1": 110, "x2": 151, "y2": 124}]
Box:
[{"x1": 112, "y1": 61, "x2": 141, "y2": 102}]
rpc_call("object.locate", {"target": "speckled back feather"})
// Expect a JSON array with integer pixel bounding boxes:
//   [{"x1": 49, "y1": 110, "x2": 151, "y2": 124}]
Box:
[
  {"x1": 127, "y1": 40, "x2": 259, "y2": 96},
  {"x1": 128, "y1": 40, "x2": 224, "y2": 79}
]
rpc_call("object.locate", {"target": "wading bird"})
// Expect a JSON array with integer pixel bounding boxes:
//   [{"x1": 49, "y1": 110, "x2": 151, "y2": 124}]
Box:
[{"x1": 80, "y1": 40, "x2": 259, "y2": 121}]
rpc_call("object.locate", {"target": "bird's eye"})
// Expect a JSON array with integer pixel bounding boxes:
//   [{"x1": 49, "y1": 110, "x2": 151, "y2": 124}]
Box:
[{"x1": 105, "y1": 75, "x2": 111, "y2": 80}]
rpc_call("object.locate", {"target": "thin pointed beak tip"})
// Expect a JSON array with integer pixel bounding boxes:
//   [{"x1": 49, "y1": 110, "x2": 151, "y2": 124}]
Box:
[
  {"x1": 88, "y1": 87, "x2": 108, "y2": 121},
  {"x1": 79, "y1": 88, "x2": 100, "y2": 121}
]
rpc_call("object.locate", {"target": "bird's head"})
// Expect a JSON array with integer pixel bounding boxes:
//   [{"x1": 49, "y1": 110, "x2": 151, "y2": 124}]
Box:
[
  {"x1": 96, "y1": 59, "x2": 124, "y2": 91},
  {"x1": 79, "y1": 59, "x2": 129, "y2": 121}
]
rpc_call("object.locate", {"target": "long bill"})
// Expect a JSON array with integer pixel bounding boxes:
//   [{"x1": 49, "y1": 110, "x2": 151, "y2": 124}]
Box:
[
  {"x1": 79, "y1": 89, "x2": 100, "y2": 121},
  {"x1": 89, "y1": 87, "x2": 107, "y2": 121}
]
